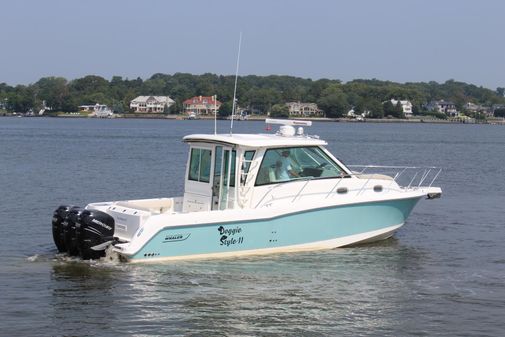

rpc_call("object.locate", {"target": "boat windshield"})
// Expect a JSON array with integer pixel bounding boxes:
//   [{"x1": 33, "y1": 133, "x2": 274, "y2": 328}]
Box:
[{"x1": 255, "y1": 146, "x2": 344, "y2": 186}]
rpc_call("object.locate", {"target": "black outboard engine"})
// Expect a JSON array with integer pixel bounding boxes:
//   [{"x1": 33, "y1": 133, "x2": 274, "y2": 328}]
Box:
[
  {"x1": 77, "y1": 209, "x2": 115, "y2": 260},
  {"x1": 52, "y1": 205, "x2": 74, "y2": 253},
  {"x1": 63, "y1": 207, "x2": 83, "y2": 256}
]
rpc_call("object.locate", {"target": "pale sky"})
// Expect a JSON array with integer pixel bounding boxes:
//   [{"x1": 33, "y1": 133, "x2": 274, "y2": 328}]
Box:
[{"x1": 1, "y1": 0, "x2": 504, "y2": 89}]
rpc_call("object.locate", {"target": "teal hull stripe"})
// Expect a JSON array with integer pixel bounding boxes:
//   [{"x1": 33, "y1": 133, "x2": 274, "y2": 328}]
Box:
[{"x1": 133, "y1": 197, "x2": 420, "y2": 260}]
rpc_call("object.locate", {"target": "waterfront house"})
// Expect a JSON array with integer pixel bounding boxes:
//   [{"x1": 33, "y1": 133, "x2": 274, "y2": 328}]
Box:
[
  {"x1": 464, "y1": 102, "x2": 493, "y2": 117},
  {"x1": 390, "y1": 99, "x2": 413, "y2": 117},
  {"x1": 285, "y1": 102, "x2": 323, "y2": 117},
  {"x1": 425, "y1": 100, "x2": 458, "y2": 117},
  {"x1": 464, "y1": 102, "x2": 480, "y2": 112},
  {"x1": 183, "y1": 96, "x2": 221, "y2": 115},
  {"x1": 130, "y1": 96, "x2": 175, "y2": 113}
]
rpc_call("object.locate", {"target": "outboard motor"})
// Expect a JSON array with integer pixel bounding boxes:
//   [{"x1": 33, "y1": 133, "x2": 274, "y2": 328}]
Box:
[
  {"x1": 52, "y1": 205, "x2": 74, "y2": 253},
  {"x1": 62, "y1": 207, "x2": 83, "y2": 256},
  {"x1": 77, "y1": 209, "x2": 115, "y2": 260}
]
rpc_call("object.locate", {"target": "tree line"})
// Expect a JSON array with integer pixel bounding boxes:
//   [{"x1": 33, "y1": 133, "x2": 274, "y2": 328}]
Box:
[{"x1": 1, "y1": 73, "x2": 504, "y2": 118}]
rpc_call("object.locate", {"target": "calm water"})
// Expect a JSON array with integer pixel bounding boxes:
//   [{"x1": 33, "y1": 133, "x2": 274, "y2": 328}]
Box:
[{"x1": 0, "y1": 117, "x2": 504, "y2": 336}]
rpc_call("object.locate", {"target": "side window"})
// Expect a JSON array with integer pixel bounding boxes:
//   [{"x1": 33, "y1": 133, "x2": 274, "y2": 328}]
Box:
[
  {"x1": 229, "y1": 150, "x2": 237, "y2": 187},
  {"x1": 243, "y1": 151, "x2": 255, "y2": 174},
  {"x1": 188, "y1": 149, "x2": 200, "y2": 181},
  {"x1": 188, "y1": 148, "x2": 212, "y2": 183},
  {"x1": 241, "y1": 150, "x2": 256, "y2": 185}
]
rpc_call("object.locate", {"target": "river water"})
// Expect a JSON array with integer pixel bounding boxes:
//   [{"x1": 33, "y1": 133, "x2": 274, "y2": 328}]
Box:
[{"x1": 0, "y1": 117, "x2": 503, "y2": 336}]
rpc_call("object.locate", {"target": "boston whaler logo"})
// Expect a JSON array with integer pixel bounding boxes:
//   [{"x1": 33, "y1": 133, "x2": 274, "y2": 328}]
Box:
[
  {"x1": 218, "y1": 225, "x2": 244, "y2": 247},
  {"x1": 163, "y1": 233, "x2": 191, "y2": 243}
]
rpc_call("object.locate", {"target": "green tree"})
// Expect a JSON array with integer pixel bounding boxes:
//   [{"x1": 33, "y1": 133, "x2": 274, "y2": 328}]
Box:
[
  {"x1": 317, "y1": 94, "x2": 349, "y2": 117},
  {"x1": 317, "y1": 84, "x2": 349, "y2": 117},
  {"x1": 111, "y1": 99, "x2": 124, "y2": 113},
  {"x1": 243, "y1": 88, "x2": 281, "y2": 114},
  {"x1": 219, "y1": 101, "x2": 233, "y2": 117},
  {"x1": 7, "y1": 86, "x2": 35, "y2": 112},
  {"x1": 394, "y1": 101, "x2": 405, "y2": 118},
  {"x1": 355, "y1": 98, "x2": 383, "y2": 118},
  {"x1": 412, "y1": 104, "x2": 421, "y2": 115},
  {"x1": 367, "y1": 99, "x2": 384, "y2": 118},
  {"x1": 270, "y1": 104, "x2": 289, "y2": 118},
  {"x1": 70, "y1": 75, "x2": 109, "y2": 101},
  {"x1": 35, "y1": 77, "x2": 74, "y2": 111},
  {"x1": 383, "y1": 100, "x2": 396, "y2": 117},
  {"x1": 142, "y1": 78, "x2": 166, "y2": 95},
  {"x1": 2, "y1": 72, "x2": 505, "y2": 118}
]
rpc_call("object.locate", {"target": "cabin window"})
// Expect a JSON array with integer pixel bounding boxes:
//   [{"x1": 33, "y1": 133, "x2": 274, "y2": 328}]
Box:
[
  {"x1": 240, "y1": 151, "x2": 256, "y2": 185},
  {"x1": 227, "y1": 150, "x2": 237, "y2": 187},
  {"x1": 188, "y1": 148, "x2": 212, "y2": 183},
  {"x1": 255, "y1": 146, "x2": 344, "y2": 186}
]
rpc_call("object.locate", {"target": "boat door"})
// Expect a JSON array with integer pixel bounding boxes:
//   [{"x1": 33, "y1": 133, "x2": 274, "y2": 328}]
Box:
[
  {"x1": 182, "y1": 145, "x2": 214, "y2": 213},
  {"x1": 212, "y1": 146, "x2": 236, "y2": 210}
]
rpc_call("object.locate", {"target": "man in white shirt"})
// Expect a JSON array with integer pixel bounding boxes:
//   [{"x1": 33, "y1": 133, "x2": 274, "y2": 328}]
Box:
[{"x1": 276, "y1": 150, "x2": 299, "y2": 181}]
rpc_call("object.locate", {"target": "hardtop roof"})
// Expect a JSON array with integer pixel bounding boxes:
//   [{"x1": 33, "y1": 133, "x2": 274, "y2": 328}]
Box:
[{"x1": 183, "y1": 133, "x2": 327, "y2": 148}]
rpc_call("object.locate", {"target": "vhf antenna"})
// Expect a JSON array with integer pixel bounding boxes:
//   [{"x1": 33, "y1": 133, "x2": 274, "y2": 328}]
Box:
[{"x1": 230, "y1": 32, "x2": 242, "y2": 135}]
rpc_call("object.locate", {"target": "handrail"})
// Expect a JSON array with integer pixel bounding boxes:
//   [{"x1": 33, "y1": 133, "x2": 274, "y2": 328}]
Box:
[
  {"x1": 348, "y1": 165, "x2": 442, "y2": 190},
  {"x1": 347, "y1": 165, "x2": 439, "y2": 170},
  {"x1": 291, "y1": 178, "x2": 312, "y2": 203},
  {"x1": 254, "y1": 165, "x2": 442, "y2": 208}
]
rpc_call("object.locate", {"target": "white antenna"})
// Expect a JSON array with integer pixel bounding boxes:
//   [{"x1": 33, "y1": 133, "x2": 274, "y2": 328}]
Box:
[
  {"x1": 214, "y1": 94, "x2": 217, "y2": 135},
  {"x1": 230, "y1": 32, "x2": 242, "y2": 135}
]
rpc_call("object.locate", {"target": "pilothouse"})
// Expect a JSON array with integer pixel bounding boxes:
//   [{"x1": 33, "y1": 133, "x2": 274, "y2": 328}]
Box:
[{"x1": 52, "y1": 119, "x2": 442, "y2": 262}]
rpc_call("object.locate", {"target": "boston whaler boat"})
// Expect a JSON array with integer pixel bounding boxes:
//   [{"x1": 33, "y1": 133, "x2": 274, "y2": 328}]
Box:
[{"x1": 51, "y1": 119, "x2": 442, "y2": 262}]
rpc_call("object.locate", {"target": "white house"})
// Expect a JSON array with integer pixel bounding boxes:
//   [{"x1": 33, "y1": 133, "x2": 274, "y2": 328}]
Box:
[
  {"x1": 390, "y1": 99, "x2": 413, "y2": 117},
  {"x1": 425, "y1": 100, "x2": 458, "y2": 117},
  {"x1": 464, "y1": 102, "x2": 493, "y2": 117},
  {"x1": 130, "y1": 96, "x2": 175, "y2": 113},
  {"x1": 285, "y1": 102, "x2": 323, "y2": 117}
]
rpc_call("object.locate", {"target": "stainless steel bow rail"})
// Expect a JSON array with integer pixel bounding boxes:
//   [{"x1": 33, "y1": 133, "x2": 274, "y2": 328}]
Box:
[
  {"x1": 347, "y1": 165, "x2": 442, "y2": 189},
  {"x1": 255, "y1": 165, "x2": 442, "y2": 208}
]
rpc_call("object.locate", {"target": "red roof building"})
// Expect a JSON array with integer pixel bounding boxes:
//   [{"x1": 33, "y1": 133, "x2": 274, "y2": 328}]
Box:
[{"x1": 183, "y1": 96, "x2": 222, "y2": 115}]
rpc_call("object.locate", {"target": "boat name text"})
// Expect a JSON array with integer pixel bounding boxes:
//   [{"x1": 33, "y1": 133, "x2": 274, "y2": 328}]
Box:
[{"x1": 217, "y1": 226, "x2": 244, "y2": 247}]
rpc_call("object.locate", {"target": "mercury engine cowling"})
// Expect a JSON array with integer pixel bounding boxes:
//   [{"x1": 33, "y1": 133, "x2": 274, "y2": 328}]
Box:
[
  {"x1": 63, "y1": 207, "x2": 83, "y2": 256},
  {"x1": 77, "y1": 209, "x2": 115, "y2": 260},
  {"x1": 52, "y1": 205, "x2": 74, "y2": 253}
]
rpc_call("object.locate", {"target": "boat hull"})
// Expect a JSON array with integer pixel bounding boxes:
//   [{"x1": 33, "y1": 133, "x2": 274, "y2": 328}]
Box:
[{"x1": 124, "y1": 197, "x2": 420, "y2": 262}]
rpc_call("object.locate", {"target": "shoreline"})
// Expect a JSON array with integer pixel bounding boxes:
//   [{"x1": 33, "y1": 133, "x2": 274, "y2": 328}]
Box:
[{"x1": 1, "y1": 112, "x2": 503, "y2": 125}]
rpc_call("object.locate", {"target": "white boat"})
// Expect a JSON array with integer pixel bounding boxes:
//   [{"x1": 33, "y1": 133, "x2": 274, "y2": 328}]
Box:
[
  {"x1": 51, "y1": 119, "x2": 442, "y2": 262},
  {"x1": 185, "y1": 112, "x2": 199, "y2": 120},
  {"x1": 94, "y1": 105, "x2": 113, "y2": 118}
]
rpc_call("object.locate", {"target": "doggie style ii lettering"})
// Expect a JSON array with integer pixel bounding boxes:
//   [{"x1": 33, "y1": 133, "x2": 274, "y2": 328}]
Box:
[{"x1": 218, "y1": 226, "x2": 244, "y2": 247}]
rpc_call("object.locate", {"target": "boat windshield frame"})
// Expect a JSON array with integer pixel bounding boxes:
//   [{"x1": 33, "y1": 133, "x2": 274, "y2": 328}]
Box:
[{"x1": 254, "y1": 146, "x2": 347, "y2": 186}]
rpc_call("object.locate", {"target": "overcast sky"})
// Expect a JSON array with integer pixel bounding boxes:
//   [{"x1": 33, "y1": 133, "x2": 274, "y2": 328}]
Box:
[{"x1": 1, "y1": 0, "x2": 503, "y2": 89}]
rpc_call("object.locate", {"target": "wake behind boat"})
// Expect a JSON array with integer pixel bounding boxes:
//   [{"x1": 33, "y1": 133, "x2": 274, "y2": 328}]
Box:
[{"x1": 51, "y1": 119, "x2": 442, "y2": 262}]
